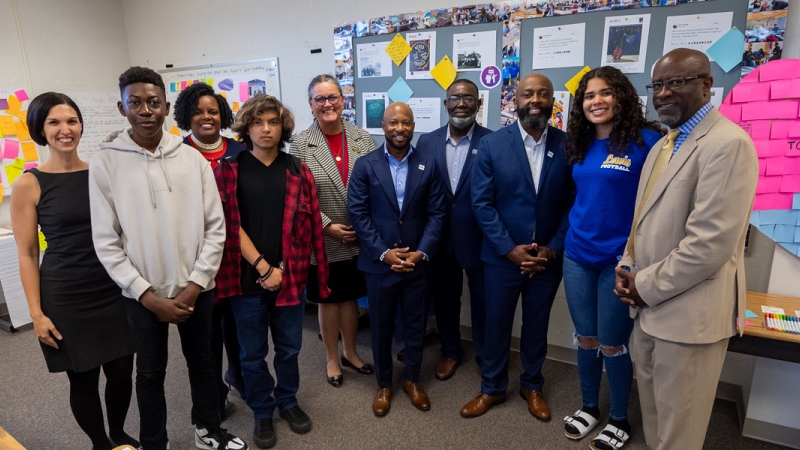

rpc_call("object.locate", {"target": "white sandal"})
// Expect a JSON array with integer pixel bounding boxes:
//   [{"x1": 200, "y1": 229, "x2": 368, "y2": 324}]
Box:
[
  {"x1": 564, "y1": 410, "x2": 600, "y2": 439},
  {"x1": 589, "y1": 424, "x2": 630, "y2": 450}
]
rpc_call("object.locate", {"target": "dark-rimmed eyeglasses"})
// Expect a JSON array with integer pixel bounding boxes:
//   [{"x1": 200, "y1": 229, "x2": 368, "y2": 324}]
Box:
[
  {"x1": 447, "y1": 95, "x2": 478, "y2": 106},
  {"x1": 313, "y1": 94, "x2": 341, "y2": 106},
  {"x1": 646, "y1": 75, "x2": 709, "y2": 94}
]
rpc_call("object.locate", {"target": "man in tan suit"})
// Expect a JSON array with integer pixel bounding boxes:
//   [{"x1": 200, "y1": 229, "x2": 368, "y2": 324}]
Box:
[{"x1": 615, "y1": 48, "x2": 758, "y2": 450}]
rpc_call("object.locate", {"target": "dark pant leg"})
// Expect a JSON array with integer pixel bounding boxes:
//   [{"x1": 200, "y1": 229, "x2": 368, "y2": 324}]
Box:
[
  {"x1": 125, "y1": 298, "x2": 170, "y2": 450},
  {"x1": 102, "y1": 354, "x2": 135, "y2": 437},
  {"x1": 270, "y1": 293, "x2": 305, "y2": 412},
  {"x1": 176, "y1": 291, "x2": 220, "y2": 431},
  {"x1": 465, "y1": 266, "x2": 487, "y2": 371},
  {"x1": 481, "y1": 263, "x2": 525, "y2": 396},
  {"x1": 66, "y1": 366, "x2": 110, "y2": 449},
  {"x1": 401, "y1": 270, "x2": 430, "y2": 383},
  {"x1": 431, "y1": 251, "x2": 464, "y2": 362},
  {"x1": 366, "y1": 273, "x2": 401, "y2": 388},
  {"x1": 211, "y1": 301, "x2": 228, "y2": 413},
  {"x1": 519, "y1": 258, "x2": 563, "y2": 391},
  {"x1": 221, "y1": 300, "x2": 244, "y2": 389}
]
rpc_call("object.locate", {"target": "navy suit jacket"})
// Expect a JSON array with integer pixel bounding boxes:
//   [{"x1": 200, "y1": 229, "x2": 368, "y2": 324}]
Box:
[
  {"x1": 471, "y1": 124, "x2": 575, "y2": 267},
  {"x1": 348, "y1": 144, "x2": 447, "y2": 274},
  {"x1": 416, "y1": 124, "x2": 492, "y2": 269}
]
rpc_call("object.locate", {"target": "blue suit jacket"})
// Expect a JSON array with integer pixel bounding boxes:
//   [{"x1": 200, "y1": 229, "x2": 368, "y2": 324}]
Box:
[
  {"x1": 471, "y1": 124, "x2": 575, "y2": 267},
  {"x1": 416, "y1": 124, "x2": 492, "y2": 269},
  {"x1": 348, "y1": 144, "x2": 447, "y2": 274}
]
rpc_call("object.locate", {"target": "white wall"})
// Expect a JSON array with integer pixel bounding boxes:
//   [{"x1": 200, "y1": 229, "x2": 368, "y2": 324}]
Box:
[{"x1": 0, "y1": 0, "x2": 131, "y2": 226}]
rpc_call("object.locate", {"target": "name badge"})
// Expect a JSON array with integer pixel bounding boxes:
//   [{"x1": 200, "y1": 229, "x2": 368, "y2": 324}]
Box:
[
  {"x1": 547, "y1": 151, "x2": 554, "y2": 158},
  {"x1": 418, "y1": 164, "x2": 425, "y2": 170}
]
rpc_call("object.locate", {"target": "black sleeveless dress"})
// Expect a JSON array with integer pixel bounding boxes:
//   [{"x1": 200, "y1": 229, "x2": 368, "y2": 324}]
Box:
[{"x1": 31, "y1": 169, "x2": 134, "y2": 373}]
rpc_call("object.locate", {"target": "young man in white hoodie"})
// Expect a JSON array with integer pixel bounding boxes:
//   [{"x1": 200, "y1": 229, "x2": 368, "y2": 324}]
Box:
[{"x1": 88, "y1": 66, "x2": 247, "y2": 450}]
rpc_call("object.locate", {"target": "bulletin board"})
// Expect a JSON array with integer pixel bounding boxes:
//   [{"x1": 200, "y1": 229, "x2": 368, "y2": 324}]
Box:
[
  {"x1": 159, "y1": 58, "x2": 281, "y2": 135},
  {"x1": 343, "y1": 0, "x2": 749, "y2": 147}
]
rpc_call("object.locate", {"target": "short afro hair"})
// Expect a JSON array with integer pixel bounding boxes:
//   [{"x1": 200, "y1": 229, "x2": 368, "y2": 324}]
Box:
[
  {"x1": 173, "y1": 83, "x2": 234, "y2": 132},
  {"x1": 26, "y1": 92, "x2": 83, "y2": 147},
  {"x1": 118, "y1": 66, "x2": 166, "y2": 96},
  {"x1": 231, "y1": 95, "x2": 294, "y2": 150}
]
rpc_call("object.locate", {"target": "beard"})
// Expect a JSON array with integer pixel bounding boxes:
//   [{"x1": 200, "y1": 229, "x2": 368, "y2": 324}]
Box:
[
  {"x1": 449, "y1": 113, "x2": 477, "y2": 129},
  {"x1": 656, "y1": 110, "x2": 681, "y2": 128},
  {"x1": 518, "y1": 104, "x2": 552, "y2": 130}
]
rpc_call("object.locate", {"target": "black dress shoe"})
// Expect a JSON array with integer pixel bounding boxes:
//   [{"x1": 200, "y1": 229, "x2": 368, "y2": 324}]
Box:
[
  {"x1": 327, "y1": 374, "x2": 343, "y2": 387},
  {"x1": 341, "y1": 355, "x2": 374, "y2": 374}
]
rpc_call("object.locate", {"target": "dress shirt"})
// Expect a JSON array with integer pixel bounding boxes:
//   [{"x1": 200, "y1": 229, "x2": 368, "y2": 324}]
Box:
[
  {"x1": 672, "y1": 102, "x2": 713, "y2": 159},
  {"x1": 445, "y1": 124, "x2": 475, "y2": 192},
  {"x1": 385, "y1": 145, "x2": 412, "y2": 211},
  {"x1": 518, "y1": 120, "x2": 548, "y2": 192}
]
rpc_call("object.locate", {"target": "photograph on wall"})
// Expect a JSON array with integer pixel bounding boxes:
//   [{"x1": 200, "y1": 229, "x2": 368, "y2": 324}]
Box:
[
  {"x1": 368, "y1": 16, "x2": 393, "y2": 35},
  {"x1": 454, "y1": 31, "x2": 498, "y2": 72},
  {"x1": 341, "y1": 78, "x2": 354, "y2": 95},
  {"x1": 663, "y1": 12, "x2": 733, "y2": 58},
  {"x1": 336, "y1": 63, "x2": 353, "y2": 80},
  {"x1": 502, "y1": 56, "x2": 521, "y2": 86},
  {"x1": 354, "y1": 21, "x2": 369, "y2": 37},
  {"x1": 343, "y1": 109, "x2": 356, "y2": 125},
  {"x1": 406, "y1": 32, "x2": 437, "y2": 79},
  {"x1": 477, "y1": 90, "x2": 489, "y2": 127},
  {"x1": 532, "y1": 22, "x2": 586, "y2": 70},
  {"x1": 362, "y1": 92, "x2": 389, "y2": 134},
  {"x1": 500, "y1": 85, "x2": 517, "y2": 128},
  {"x1": 397, "y1": 12, "x2": 426, "y2": 31},
  {"x1": 601, "y1": 14, "x2": 651, "y2": 73},
  {"x1": 334, "y1": 23, "x2": 354, "y2": 38},
  {"x1": 549, "y1": 91, "x2": 571, "y2": 132},
  {"x1": 357, "y1": 42, "x2": 393, "y2": 78},
  {"x1": 502, "y1": 16, "x2": 521, "y2": 59},
  {"x1": 427, "y1": 8, "x2": 454, "y2": 27},
  {"x1": 742, "y1": 0, "x2": 791, "y2": 77},
  {"x1": 452, "y1": 4, "x2": 502, "y2": 25}
]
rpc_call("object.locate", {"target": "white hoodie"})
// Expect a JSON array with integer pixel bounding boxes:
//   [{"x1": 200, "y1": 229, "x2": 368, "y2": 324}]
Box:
[{"x1": 89, "y1": 127, "x2": 225, "y2": 300}]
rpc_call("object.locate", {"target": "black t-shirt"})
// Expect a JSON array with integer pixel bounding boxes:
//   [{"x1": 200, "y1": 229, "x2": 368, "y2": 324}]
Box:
[{"x1": 237, "y1": 151, "x2": 287, "y2": 295}]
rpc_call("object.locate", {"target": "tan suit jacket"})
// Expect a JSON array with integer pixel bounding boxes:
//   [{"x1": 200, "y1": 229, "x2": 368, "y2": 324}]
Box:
[
  {"x1": 619, "y1": 108, "x2": 758, "y2": 344},
  {"x1": 289, "y1": 119, "x2": 376, "y2": 264}
]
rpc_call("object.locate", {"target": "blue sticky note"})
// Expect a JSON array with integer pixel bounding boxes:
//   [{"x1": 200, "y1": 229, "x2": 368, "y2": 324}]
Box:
[
  {"x1": 746, "y1": 309, "x2": 758, "y2": 318},
  {"x1": 794, "y1": 193, "x2": 800, "y2": 210},
  {"x1": 781, "y1": 243, "x2": 799, "y2": 254},
  {"x1": 760, "y1": 224, "x2": 776, "y2": 239},
  {"x1": 707, "y1": 28, "x2": 746, "y2": 73},
  {"x1": 759, "y1": 210, "x2": 798, "y2": 225},
  {"x1": 795, "y1": 227, "x2": 800, "y2": 243},
  {"x1": 774, "y1": 224, "x2": 795, "y2": 243},
  {"x1": 387, "y1": 77, "x2": 414, "y2": 103},
  {"x1": 750, "y1": 211, "x2": 760, "y2": 227}
]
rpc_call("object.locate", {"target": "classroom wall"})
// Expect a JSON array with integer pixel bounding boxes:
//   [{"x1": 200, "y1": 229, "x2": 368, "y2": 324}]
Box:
[{"x1": 0, "y1": 0, "x2": 131, "y2": 226}]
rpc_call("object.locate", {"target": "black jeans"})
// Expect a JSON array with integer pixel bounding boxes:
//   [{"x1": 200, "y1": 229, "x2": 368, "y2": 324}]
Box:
[
  {"x1": 125, "y1": 291, "x2": 220, "y2": 450},
  {"x1": 211, "y1": 298, "x2": 244, "y2": 409}
]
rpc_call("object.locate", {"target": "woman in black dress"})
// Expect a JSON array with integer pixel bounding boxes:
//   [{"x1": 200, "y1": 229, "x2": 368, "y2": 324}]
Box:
[{"x1": 11, "y1": 92, "x2": 138, "y2": 450}]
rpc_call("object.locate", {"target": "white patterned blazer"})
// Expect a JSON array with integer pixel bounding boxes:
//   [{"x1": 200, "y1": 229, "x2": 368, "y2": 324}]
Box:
[{"x1": 288, "y1": 119, "x2": 377, "y2": 264}]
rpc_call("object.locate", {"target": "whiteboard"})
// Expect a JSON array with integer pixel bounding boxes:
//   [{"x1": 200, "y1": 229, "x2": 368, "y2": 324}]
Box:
[
  {"x1": 159, "y1": 58, "x2": 281, "y2": 134},
  {"x1": 63, "y1": 91, "x2": 128, "y2": 162}
]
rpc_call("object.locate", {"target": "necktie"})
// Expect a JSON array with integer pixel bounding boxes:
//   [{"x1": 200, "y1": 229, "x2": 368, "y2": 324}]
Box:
[{"x1": 626, "y1": 129, "x2": 681, "y2": 262}]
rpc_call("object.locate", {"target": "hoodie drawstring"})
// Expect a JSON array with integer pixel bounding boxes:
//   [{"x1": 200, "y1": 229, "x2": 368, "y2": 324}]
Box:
[
  {"x1": 143, "y1": 146, "x2": 174, "y2": 209},
  {"x1": 158, "y1": 145, "x2": 173, "y2": 193}
]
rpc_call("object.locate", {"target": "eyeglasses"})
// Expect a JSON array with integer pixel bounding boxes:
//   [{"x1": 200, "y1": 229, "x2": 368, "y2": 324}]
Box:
[
  {"x1": 646, "y1": 75, "x2": 709, "y2": 94},
  {"x1": 447, "y1": 95, "x2": 478, "y2": 106},
  {"x1": 313, "y1": 94, "x2": 341, "y2": 106}
]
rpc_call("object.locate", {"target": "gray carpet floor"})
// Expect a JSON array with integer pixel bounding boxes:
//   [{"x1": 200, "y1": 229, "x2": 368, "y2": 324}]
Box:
[{"x1": 0, "y1": 306, "x2": 789, "y2": 450}]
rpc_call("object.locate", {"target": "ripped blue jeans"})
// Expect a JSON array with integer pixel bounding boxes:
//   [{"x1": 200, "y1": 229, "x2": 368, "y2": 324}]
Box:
[{"x1": 563, "y1": 254, "x2": 634, "y2": 421}]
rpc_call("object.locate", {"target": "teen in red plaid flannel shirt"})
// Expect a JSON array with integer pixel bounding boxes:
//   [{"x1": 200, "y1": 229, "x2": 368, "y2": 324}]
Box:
[{"x1": 213, "y1": 95, "x2": 329, "y2": 447}]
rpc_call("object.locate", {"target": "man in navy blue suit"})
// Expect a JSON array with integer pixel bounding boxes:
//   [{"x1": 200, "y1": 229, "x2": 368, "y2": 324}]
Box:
[
  {"x1": 461, "y1": 74, "x2": 575, "y2": 420},
  {"x1": 348, "y1": 103, "x2": 446, "y2": 417},
  {"x1": 416, "y1": 79, "x2": 492, "y2": 382}
]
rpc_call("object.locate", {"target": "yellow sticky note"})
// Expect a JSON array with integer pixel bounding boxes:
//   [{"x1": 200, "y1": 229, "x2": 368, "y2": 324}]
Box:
[
  {"x1": 232, "y1": 102, "x2": 240, "y2": 112},
  {"x1": 169, "y1": 126, "x2": 181, "y2": 136},
  {"x1": 4, "y1": 94, "x2": 24, "y2": 119},
  {"x1": 21, "y1": 142, "x2": 38, "y2": 162},
  {"x1": 0, "y1": 184, "x2": 3, "y2": 203},
  {"x1": 12, "y1": 158, "x2": 25, "y2": 170},
  {"x1": 0, "y1": 116, "x2": 15, "y2": 135},
  {"x1": 219, "y1": 91, "x2": 226, "y2": 99},
  {"x1": 15, "y1": 121, "x2": 31, "y2": 141},
  {"x1": 208, "y1": 78, "x2": 214, "y2": 88},
  {"x1": 4, "y1": 165, "x2": 22, "y2": 185},
  {"x1": 430, "y1": 55, "x2": 457, "y2": 91},
  {"x1": 565, "y1": 66, "x2": 591, "y2": 96},
  {"x1": 38, "y1": 231, "x2": 47, "y2": 252},
  {"x1": 386, "y1": 33, "x2": 412, "y2": 66}
]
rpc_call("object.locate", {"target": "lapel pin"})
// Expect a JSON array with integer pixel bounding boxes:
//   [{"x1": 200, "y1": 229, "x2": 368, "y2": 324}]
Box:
[
  {"x1": 418, "y1": 164, "x2": 425, "y2": 170},
  {"x1": 547, "y1": 151, "x2": 553, "y2": 158},
  {"x1": 472, "y1": 149, "x2": 478, "y2": 155}
]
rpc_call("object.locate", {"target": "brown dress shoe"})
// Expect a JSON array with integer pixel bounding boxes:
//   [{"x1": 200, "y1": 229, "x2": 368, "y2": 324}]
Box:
[
  {"x1": 520, "y1": 388, "x2": 551, "y2": 421},
  {"x1": 372, "y1": 387, "x2": 393, "y2": 417},
  {"x1": 402, "y1": 381, "x2": 431, "y2": 411},
  {"x1": 460, "y1": 393, "x2": 506, "y2": 418},
  {"x1": 435, "y1": 357, "x2": 461, "y2": 381}
]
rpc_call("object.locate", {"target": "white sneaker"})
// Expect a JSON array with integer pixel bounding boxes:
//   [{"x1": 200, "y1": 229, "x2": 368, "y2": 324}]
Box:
[{"x1": 195, "y1": 426, "x2": 248, "y2": 450}]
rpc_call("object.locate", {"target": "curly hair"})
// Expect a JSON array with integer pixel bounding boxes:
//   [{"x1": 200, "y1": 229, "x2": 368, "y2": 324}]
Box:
[
  {"x1": 565, "y1": 66, "x2": 663, "y2": 165},
  {"x1": 173, "y1": 83, "x2": 234, "y2": 132},
  {"x1": 231, "y1": 95, "x2": 295, "y2": 150},
  {"x1": 118, "y1": 66, "x2": 166, "y2": 96},
  {"x1": 27, "y1": 92, "x2": 84, "y2": 147}
]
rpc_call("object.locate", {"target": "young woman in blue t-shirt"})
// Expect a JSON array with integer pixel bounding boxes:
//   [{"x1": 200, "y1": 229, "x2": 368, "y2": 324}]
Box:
[{"x1": 562, "y1": 66, "x2": 664, "y2": 450}]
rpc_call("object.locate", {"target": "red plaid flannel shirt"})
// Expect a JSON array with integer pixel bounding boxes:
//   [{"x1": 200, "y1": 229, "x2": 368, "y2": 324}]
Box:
[{"x1": 214, "y1": 153, "x2": 330, "y2": 305}]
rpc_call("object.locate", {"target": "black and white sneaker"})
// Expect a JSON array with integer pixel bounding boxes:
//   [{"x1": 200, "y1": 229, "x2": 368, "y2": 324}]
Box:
[
  {"x1": 279, "y1": 405, "x2": 312, "y2": 434},
  {"x1": 195, "y1": 426, "x2": 248, "y2": 450},
  {"x1": 254, "y1": 418, "x2": 276, "y2": 449}
]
